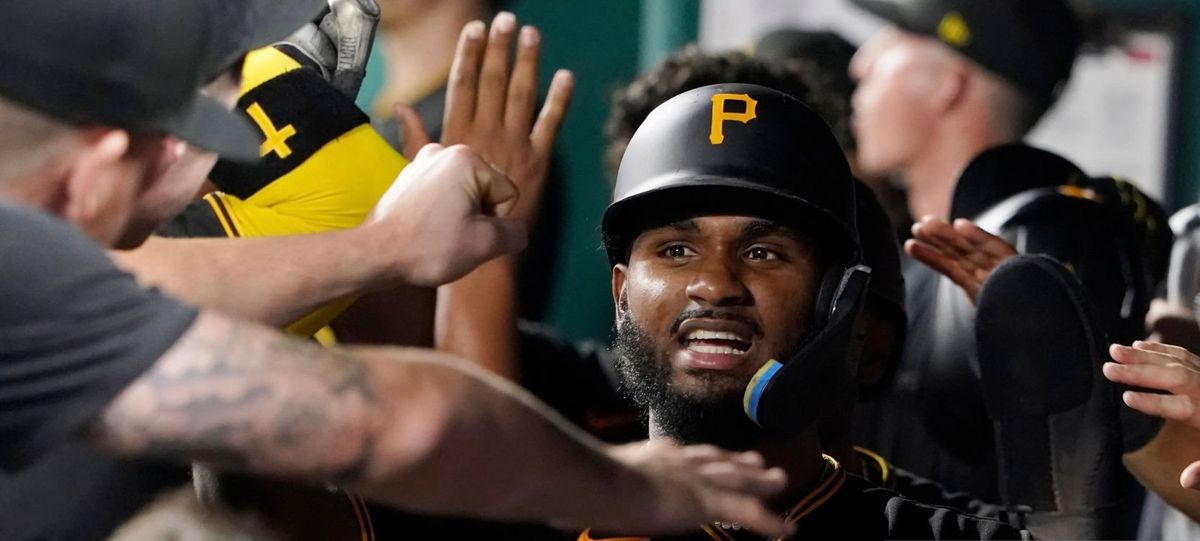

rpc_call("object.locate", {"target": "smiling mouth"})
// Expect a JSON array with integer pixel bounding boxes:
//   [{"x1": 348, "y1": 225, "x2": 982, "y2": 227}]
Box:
[{"x1": 684, "y1": 329, "x2": 753, "y2": 356}]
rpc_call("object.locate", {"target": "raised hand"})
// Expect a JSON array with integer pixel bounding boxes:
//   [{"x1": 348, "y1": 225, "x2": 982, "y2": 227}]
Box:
[
  {"x1": 1106, "y1": 341, "x2": 1200, "y2": 432},
  {"x1": 1105, "y1": 341, "x2": 1200, "y2": 488},
  {"x1": 905, "y1": 216, "x2": 1017, "y2": 304},
  {"x1": 365, "y1": 144, "x2": 526, "y2": 287},
  {"x1": 398, "y1": 12, "x2": 574, "y2": 226}
]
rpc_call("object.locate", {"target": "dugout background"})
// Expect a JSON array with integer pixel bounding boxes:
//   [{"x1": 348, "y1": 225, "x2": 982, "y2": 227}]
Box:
[{"x1": 355, "y1": 0, "x2": 1200, "y2": 345}]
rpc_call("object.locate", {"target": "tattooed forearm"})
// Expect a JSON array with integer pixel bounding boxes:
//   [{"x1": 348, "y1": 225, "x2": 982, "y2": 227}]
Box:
[{"x1": 88, "y1": 312, "x2": 386, "y2": 484}]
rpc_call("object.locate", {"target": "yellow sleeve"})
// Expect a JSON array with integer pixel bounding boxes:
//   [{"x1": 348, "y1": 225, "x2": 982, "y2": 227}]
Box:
[{"x1": 201, "y1": 45, "x2": 409, "y2": 337}]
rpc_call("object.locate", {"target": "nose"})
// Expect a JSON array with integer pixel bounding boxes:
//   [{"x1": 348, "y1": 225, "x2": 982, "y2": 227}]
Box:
[
  {"x1": 850, "y1": 28, "x2": 892, "y2": 83},
  {"x1": 686, "y1": 254, "x2": 751, "y2": 307},
  {"x1": 849, "y1": 46, "x2": 869, "y2": 83}
]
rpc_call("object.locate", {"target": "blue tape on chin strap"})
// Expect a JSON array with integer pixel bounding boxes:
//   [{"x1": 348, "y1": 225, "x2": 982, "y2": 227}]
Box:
[{"x1": 744, "y1": 360, "x2": 784, "y2": 425}]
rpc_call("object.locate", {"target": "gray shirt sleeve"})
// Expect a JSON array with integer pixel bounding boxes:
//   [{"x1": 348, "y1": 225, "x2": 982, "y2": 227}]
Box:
[{"x1": 0, "y1": 201, "x2": 197, "y2": 472}]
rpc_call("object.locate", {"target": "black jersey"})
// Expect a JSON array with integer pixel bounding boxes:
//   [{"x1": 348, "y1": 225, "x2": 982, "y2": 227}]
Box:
[{"x1": 580, "y1": 455, "x2": 1030, "y2": 541}]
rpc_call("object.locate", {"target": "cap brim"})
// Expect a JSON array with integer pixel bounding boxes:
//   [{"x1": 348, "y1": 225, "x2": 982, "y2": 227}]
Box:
[
  {"x1": 164, "y1": 92, "x2": 262, "y2": 163},
  {"x1": 849, "y1": 0, "x2": 926, "y2": 33},
  {"x1": 210, "y1": 0, "x2": 329, "y2": 78},
  {"x1": 602, "y1": 175, "x2": 858, "y2": 263}
]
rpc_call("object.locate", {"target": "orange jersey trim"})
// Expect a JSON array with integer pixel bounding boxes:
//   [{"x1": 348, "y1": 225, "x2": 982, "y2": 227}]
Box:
[{"x1": 578, "y1": 529, "x2": 648, "y2": 541}]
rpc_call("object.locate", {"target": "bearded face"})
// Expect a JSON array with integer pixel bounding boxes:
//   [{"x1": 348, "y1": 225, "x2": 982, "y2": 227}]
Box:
[{"x1": 610, "y1": 215, "x2": 822, "y2": 448}]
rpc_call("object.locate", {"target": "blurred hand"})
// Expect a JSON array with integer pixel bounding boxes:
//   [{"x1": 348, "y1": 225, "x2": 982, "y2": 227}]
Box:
[
  {"x1": 599, "y1": 440, "x2": 791, "y2": 538},
  {"x1": 1105, "y1": 341, "x2": 1200, "y2": 488},
  {"x1": 397, "y1": 12, "x2": 574, "y2": 226},
  {"x1": 905, "y1": 216, "x2": 1017, "y2": 305},
  {"x1": 366, "y1": 144, "x2": 526, "y2": 287}
]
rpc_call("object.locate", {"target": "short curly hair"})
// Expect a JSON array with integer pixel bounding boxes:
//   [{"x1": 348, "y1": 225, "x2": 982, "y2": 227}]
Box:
[{"x1": 603, "y1": 44, "x2": 853, "y2": 180}]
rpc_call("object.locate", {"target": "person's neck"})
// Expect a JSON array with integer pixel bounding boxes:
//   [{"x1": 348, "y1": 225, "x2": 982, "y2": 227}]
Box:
[
  {"x1": 757, "y1": 430, "x2": 829, "y2": 512},
  {"x1": 649, "y1": 415, "x2": 828, "y2": 514},
  {"x1": 0, "y1": 169, "x2": 63, "y2": 211},
  {"x1": 373, "y1": 4, "x2": 485, "y2": 116},
  {"x1": 901, "y1": 121, "x2": 1016, "y2": 221}
]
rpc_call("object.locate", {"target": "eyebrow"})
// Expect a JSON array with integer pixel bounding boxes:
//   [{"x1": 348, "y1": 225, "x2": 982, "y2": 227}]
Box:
[
  {"x1": 646, "y1": 218, "x2": 806, "y2": 244},
  {"x1": 738, "y1": 219, "x2": 808, "y2": 245},
  {"x1": 663, "y1": 219, "x2": 700, "y2": 232}
]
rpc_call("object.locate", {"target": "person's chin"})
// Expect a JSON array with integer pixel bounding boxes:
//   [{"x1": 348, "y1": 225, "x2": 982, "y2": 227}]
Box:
[
  {"x1": 670, "y1": 363, "x2": 758, "y2": 400},
  {"x1": 855, "y1": 150, "x2": 891, "y2": 178}
]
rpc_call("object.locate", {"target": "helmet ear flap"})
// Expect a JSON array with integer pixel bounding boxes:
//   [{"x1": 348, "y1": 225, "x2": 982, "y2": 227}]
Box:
[
  {"x1": 744, "y1": 265, "x2": 872, "y2": 435},
  {"x1": 811, "y1": 259, "x2": 853, "y2": 330}
]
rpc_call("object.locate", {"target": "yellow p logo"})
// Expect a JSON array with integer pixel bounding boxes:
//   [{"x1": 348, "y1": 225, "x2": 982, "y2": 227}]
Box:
[{"x1": 709, "y1": 93, "x2": 758, "y2": 145}]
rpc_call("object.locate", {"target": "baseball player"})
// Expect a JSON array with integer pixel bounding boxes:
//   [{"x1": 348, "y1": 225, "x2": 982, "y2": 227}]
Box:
[
  {"x1": 580, "y1": 83, "x2": 1029, "y2": 540},
  {"x1": 849, "y1": 3, "x2": 1172, "y2": 527}
]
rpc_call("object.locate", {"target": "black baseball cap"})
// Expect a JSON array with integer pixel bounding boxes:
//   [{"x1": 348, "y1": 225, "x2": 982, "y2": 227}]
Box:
[
  {"x1": 0, "y1": 0, "x2": 325, "y2": 162},
  {"x1": 851, "y1": 0, "x2": 1082, "y2": 107}
]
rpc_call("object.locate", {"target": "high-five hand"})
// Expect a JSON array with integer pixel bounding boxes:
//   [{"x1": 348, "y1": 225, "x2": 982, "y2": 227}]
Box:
[
  {"x1": 397, "y1": 12, "x2": 574, "y2": 226},
  {"x1": 905, "y1": 216, "x2": 1017, "y2": 304},
  {"x1": 1106, "y1": 341, "x2": 1200, "y2": 488}
]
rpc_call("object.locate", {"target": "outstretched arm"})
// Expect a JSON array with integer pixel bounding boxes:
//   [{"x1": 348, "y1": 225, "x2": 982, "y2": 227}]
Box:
[
  {"x1": 90, "y1": 311, "x2": 790, "y2": 536},
  {"x1": 112, "y1": 230, "x2": 395, "y2": 329},
  {"x1": 112, "y1": 144, "x2": 526, "y2": 328}
]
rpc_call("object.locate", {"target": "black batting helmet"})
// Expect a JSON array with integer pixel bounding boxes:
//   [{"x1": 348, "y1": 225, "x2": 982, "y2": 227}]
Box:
[{"x1": 602, "y1": 83, "x2": 858, "y2": 265}]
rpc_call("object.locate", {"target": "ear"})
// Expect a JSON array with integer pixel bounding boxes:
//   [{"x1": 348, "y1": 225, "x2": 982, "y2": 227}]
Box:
[
  {"x1": 929, "y1": 63, "x2": 969, "y2": 115},
  {"x1": 60, "y1": 129, "x2": 132, "y2": 239},
  {"x1": 139, "y1": 137, "x2": 186, "y2": 194},
  {"x1": 612, "y1": 263, "x2": 629, "y2": 320},
  {"x1": 150, "y1": 137, "x2": 187, "y2": 180}
]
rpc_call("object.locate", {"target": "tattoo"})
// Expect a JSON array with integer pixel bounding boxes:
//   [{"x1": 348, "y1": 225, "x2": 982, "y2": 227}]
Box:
[
  {"x1": 89, "y1": 314, "x2": 383, "y2": 484},
  {"x1": 271, "y1": 397, "x2": 331, "y2": 447},
  {"x1": 331, "y1": 431, "x2": 376, "y2": 486}
]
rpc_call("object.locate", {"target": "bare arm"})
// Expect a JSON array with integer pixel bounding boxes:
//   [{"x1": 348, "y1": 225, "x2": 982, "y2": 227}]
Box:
[
  {"x1": 112, "y1": 144, "x2": 527, "y2": 328},
  {"x1": 436, "y1": 257, "x2": 522, "y2": 378},
  {"x1": 1124, "y1": 420, "x2": 1200, "y2": 523},
  {"x1": 111, "y1": 230, "x2": 394, "y2": 328},
  {"x1": 89, "y1": 311, "x2": 789, "y2": 535}
]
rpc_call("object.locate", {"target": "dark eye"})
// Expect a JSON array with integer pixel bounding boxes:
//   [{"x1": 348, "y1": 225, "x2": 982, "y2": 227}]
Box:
[
  {"x1": 662, "y1": 244, "x2": 696, "y2": 258},
  {"x1": 746, "y1": 247, "x2": 779, "y2": 261}
]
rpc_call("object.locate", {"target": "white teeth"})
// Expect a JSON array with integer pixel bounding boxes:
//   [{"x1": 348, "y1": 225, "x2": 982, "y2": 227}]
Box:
[
  {"x1": 687, "y1": 344, "x2": 747, "y2": 355},
  {"x1": 686, "y1": 330, "x2": 746, "y2": 341}
]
